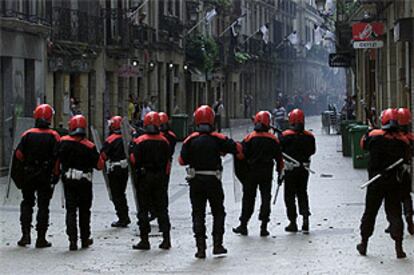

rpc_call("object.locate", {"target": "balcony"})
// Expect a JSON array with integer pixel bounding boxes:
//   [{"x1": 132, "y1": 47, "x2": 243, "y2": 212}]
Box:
[
  {"x1": 101, "y1": 8, "x2": 129, "y2": 48},
  {"x1": 159, "y1": 14, "x2": 184, "y2": 43},
  {"x1": 0, "y1": 7, "x2": 50, "y2": 36},
  {"x1": 51, "y1": 7, "x2": 102, "y2": 45},
  {"x1": 130, "y1": 24, "x2": 156, "y2": 48}
]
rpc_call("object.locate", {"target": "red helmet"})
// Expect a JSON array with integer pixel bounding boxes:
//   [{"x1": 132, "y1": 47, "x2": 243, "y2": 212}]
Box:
[
  {"x1": 254, "y1": 111, "x2": 271, "y2": 127},
  {"x1": 381, "y1": 108, "x2": 398, "y2": 129},
  {"x1": 194, "y1": 105, "x2": 215, "y2": 126},
  {"x1": 397, "y1": 108, "x2": 411, "y2": 126},
  {"x1": 143, "y1": 111, "x2": 161, "y2": 127},
  {"x1": 68, "y1": 115, "x2": 87, "y2": 135},
  {"x1": 159, "y1": 112, "x2": 169, "y2": 125},
  {"x1": 288, "y1": 109, "x2": 305, "y2": 125},
  {"x1": 33, "y1": 104, "x2": 54, "y2": 123},
  {"x1": 109, "y1": 116, "x2": 122, "y2": 131}
]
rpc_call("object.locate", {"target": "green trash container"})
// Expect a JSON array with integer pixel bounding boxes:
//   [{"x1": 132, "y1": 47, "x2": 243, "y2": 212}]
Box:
[
  {"x1": 340, "y1": 120, "x2": 356, "y2": 156},
  {"x1": 350, "y1": 125, "x2": 370, "y2": 169},
  {"x1": 171, "y1": 114, "x2": 189, "y2": 141}
]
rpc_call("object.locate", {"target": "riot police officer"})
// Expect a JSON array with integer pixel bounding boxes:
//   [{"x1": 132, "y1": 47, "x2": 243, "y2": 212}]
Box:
[
  {"x1": 14, "y1": 104, "x2": 60, "y2": 248},
  {"x1": 233, "y1": 111, "x2": 284, "y2": 237},
  {"x1": 357, "y1": 108, "x2": 410, "y2": 259},
  {"x1": 280, "y1": 109, "x2": 316, "y2": 233},
  {"x1": 179, "y1": 105, "x2": 242, "y2": 259},
  {"x1": 131, "y1": 112, "x2": 171, "y2": 250},
  {"x1": 159, "y1": 112, "x2": 177, "y2": 183},
  {"x1": 100, "y1": 116, "x2": 131, "y2": 227},
  {"x1": 397, "y1": 107, "x2": 414, "y2": 235},
  {"x1": 57, "y1": 115, "x2": 104, "y2": 251}
]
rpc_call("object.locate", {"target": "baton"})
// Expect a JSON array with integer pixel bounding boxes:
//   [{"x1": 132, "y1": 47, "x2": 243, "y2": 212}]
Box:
[
  {"x1": 272, "y1": 182, "x2": 281, "y2": 205},
  {"x1": 360, "y1": 158, "x2": 404, "y2": 189},
  {"x1": 282, "y1": 153, "x2": 315, "y2": 174}
]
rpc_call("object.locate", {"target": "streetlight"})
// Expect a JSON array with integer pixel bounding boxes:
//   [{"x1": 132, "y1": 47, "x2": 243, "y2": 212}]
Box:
[
  {"x1": 148, "y1": 61, "x2": 155, "y2": 70},
  {"x1": 169, "y1": 62, "x2": 174, "y2": 69},
  {"x1": 131, "y1": 59, "x2": 139, "y2": 67},
  {"x1": 183, "y1": 64, "x2": 188, "y2": 71}
]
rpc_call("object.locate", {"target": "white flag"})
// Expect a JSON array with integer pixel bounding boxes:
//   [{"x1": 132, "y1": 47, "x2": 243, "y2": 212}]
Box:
[
  {"x1": 231, "y1": 15, "x2": 245, "y2": 37},
  {"x1": 205, "y1": 8, "x2": 217, "y2": 23},
  {"x1": 324, "y1": 0, "x2": 335, "y2": 16},
  {"x1": 314, "y1": 26, "x2": 324, "y2": 45},
  {"x1": 305, "y1": 41, "x2": 313, "y2": 50},
  {"x1": 260, "y1": 25, "x2": 269, "y2": 44},
  {"x1": 287, "y1": 31, "x2": 299, "y2": 45},
  {"x1": 128, "y1": 7, "x2": 140, "y2": 25}
]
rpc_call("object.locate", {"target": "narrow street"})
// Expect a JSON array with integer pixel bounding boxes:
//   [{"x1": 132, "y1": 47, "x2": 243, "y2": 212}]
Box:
[{"x1": 0, "y1": 116, "x2": 413, "y2": 274}]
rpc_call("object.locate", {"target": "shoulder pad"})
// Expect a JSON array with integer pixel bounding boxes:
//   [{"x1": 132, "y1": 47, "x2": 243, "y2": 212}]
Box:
[
  {"x1": 210, "y1": 132, "x2": 228, "y2": 140},
  {"x1": 168, "y1": 130, "x2": 177, "y2": 139},
  {"x1": 183, "y1": 132, "x2": 200, "y2": 144},
  {"x1": 368, "y1": 129, "x2": 385, "y2": 137},
  {"x1": 282, "y1": 129, "x2": 296, "y2": 136},
  {"x1": 80, "y1": 139, "x2": 96, "y2": 149},
  {"x1": 106, "y1": 134, "x2": 122, "y2": 144},
  {"x1": 21, "y1": 128, "x2": 60, "y2": 141},
  {"x1": 135, "y1": 134, "x2": 170, "y2": 145},
  {"x1": 244, "y1": 131, "x2": 279, "y2": 143},
  {"x1": 302, "y1": 130, "x2": 314, "y2": 137}
]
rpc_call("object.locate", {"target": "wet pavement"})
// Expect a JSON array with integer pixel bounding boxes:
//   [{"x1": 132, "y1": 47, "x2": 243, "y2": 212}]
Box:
[{"x1": 0, "y1": 117, "x2": 413, "y2": 274}]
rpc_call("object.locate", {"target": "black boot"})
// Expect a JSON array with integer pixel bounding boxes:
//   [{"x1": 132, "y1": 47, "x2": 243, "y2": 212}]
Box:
[
  {"x1": 232, "y1": 222, "x2": 248, "y2": 236},
  {"x1": 395, "y1": 240, "x2": 407, "y2": 259},
  {"x1": 194, "y1": 237, "x2": 206, "y2": 259},
  {"x1": 260, "y1": 222, "x2": 269, "y2": 237},
  {"x1": 406, "y1": 216, "x2": 414, "y2": 235},
  {"x1": 212, "y1": 235, "x2": 227, "y2": 255},
  {"x1": 111, "y1": 220, "x2": 129, "y2": 228},
  {"x1": 285, "y1": 221, "x2": 298, "y2": 232},
  {"x1": 356, "y1": 238, "x2": 368, "y2": 256},
  {"x1": 17, "y1": 228, "x2": 31, "y2": 247},
  {"x1": 159, "y1": 232, "x2": 171, "y2": 250},
  {"x1": 132, "y1": 233, "x2": 150, "y2": 250},
  {"x1": 81, "y1": 238, "x2": 93, "y2": 249},
  {"x1": 302, "y1": 217, "x2": 309, "y2": 234},
  {"x1": 69, "y1": 240, "x2": 78, "y2": 251},
  {"x1": 35, "y1": 230, "x2": 52, "y2": 248}
]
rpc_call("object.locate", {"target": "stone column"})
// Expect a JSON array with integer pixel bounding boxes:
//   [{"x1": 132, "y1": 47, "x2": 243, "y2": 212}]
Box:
[
  {"x1": 94, "y1": 53, "x2": 105, "y2": 136},
  {"x1": 79, "y1": 73, "x2": 89, "y2": 116}
]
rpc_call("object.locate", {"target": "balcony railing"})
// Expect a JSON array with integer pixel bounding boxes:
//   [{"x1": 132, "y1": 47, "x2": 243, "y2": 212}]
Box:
[
  {"x1": 101, "y1": 8, "x2": 129, "y2": 47},
  {"x1": 130, "y1": 24, "x2": 156, "y2": 47},
  {"x1": 51, "y1": 7, "x2": 102, "y2": 45},
  {"x1": 159, "y1": 14, "x2": 184, "y2": 40},
  {"x1": 0, "y1": 8, "x2": 49, "y2": 25}
]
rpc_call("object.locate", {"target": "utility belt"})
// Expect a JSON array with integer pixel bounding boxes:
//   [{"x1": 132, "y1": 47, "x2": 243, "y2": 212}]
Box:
[
  {"x1": 65, "y1": 168, "x2": 92, "y2": 181},
  {"x1": 285, "y1": 160, "x2": 310, "y2": 171},
  {"x1": 107, "y1": 159, "x2": 128, "y2": 172},
  {"x1": 186, "y1": 168, "x2": 222, "y2": 181}
]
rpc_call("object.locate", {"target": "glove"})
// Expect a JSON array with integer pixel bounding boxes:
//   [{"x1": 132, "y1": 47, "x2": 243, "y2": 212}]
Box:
[
  {"x1": 277, "y1": 170, "x2": 285, "y2": 185},
  {"x1": 284, "y1": 161, "x2": 295, "y2": 171}
]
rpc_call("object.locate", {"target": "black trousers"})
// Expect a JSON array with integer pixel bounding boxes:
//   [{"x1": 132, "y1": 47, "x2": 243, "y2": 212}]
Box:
[
  {"x1": 239, "y1": 168, "x2": 273, "y2": 223},
  {"x1": 63, "y1": 179, "x2": 93, "y2": 242},
  {"x1": 360, "y1": 180, "x2": 403, "y2": 241},
  {"x1": 189, "y1": 176, "x2": 225, "y2": 239},
  {"x1": 401, "y1": 172, "x2": 413, "y2": 218},
  {"x1": 108, "y1": 167, "x2": 129, "y2": 221},
  {"x1": 20, "y1": 180, "x2": 53, "y2": 232},
  {"x1": 136, "y1": 171, "x2": 170, "y2": 234},
  {"x1": 284, "y1": 168, "x2": 311, "y2": 221}
]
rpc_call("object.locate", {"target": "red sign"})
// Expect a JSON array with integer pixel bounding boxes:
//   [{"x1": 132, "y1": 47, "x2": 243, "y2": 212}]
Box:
[
  {"x1": 352, "y1": 22, "x2": 384, "y2": 41},
  {"x1": 118, "y1": 65, "x2": 139, "y2": 78}
]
